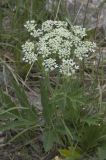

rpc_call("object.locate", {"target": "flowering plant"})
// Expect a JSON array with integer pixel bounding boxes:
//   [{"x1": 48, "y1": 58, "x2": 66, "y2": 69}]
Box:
[
  {"x1": 21, "y1": 20, "x2": 104, "y2": 155},
  {"x1": 22, "y1": 20, "x2": 96, "y2": 76}
]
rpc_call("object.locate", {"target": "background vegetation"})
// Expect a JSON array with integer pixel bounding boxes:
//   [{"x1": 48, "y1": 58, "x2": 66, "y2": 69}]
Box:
[{"x1": 0, "y1": 0, "x2": 106, "y2": 160}]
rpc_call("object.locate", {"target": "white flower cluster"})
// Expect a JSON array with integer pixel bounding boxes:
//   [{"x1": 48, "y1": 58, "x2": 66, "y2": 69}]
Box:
[
  {"x1": 24, "y1": 20, "x2": 42, "y2": 38},
  {"x1": 74, "y1": 41, "x2": 96, "y2": 60},
  {"x1": 71, "y1": 25, "x2": 87, "y2": 38},
  {"x1": 41, "y1": 20, "x2": 68, "y2": 32},
  {"x1": 22, "y1": 20, "x2": 96, "y2": 76},
  {"x1": 60, "y1": 59, "x2": 79, "y2": 76},
  {"x1": 42, "y1": 58, "x2": 58, "y2": 71},
  {"x1": 22, "y1": 41, "x2": 37, "y2": 64}
]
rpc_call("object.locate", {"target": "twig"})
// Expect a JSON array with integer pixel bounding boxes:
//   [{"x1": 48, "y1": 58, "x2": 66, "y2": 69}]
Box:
[
  {"x1": 54, "y1": 0, "x2": 62, "y2": 20},
  {"x1": 24, "y1": 62, "x2": 34, "y2": 83},
  {"x1": 73, "y1": 2, "x2": 84, "y2": 25},
  {"x1": 83, "y1": 0, "x2": 90, "y2": 27}
]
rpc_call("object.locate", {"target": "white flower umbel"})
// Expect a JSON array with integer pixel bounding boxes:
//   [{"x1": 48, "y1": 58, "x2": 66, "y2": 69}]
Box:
[
  {"x1": 41, "y1": 20, "x2": 68, "y2": 32},
  {"x1": 22, "y1": 20, "x2": 96, "y2": 76},
  {"x1": 60, "y1": 59, "x2": 79, "y2": 76},
  {"x1": 37, "y1": 27, "x2": 73, "y2": 59},
  {"x1": 24, "y1": 20, "x2": 36, "y2": 33},
  {"x1": 42, "y1": 58, "x2": 58, "y2": 71},
  {"x1": 24, "y1": 20, "x2": 42, "y2": 38},
  {"x1": 74, "y1": 41, "x2": 96, "y2": 60},
  {"x1": 22, "y1": 41, "x2": 37, "y2": 64},
  {"x1": 71, "y1": 25, "x2": 87, "y2": 38}
]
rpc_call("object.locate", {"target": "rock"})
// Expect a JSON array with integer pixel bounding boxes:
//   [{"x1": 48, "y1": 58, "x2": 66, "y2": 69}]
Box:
[
  {"x1": 67, "y1": 0, "x2": 106, "y2": 29},
  {"x1": 27, "y1": 91, "x2": 42, "y2": 111},
  {"x1": 2, "y1": 16, "x2": 12, "y2": 31},
  {"x1": 46, "y1": 0, "x2": 106, "y2": 32}
]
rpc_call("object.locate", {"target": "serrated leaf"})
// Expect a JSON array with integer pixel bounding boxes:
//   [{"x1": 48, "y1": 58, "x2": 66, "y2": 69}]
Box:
[
  {"x1": 81, "y1": 116, "x2": 99, "y2": 126},
  {"x1": 43, "y1": 130, "x2": 55, "y2": 152},
  {"x1": 43, "y1": 129, "x2": 60, "y2": 152}
]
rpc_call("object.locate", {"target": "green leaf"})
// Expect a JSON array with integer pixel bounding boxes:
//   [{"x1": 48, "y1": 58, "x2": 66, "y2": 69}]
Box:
[
  {"x1": 0, "y1": 90, "x2": 20, "y2": 116},
  {"x1": 43, "y1": 130, "x2": 55, "y2": 152},
  {"x1": 8, "y1": 124, "x2": 37, "y2": 144},
  {"x1": 40, "y1": 76, "x2": 53, "y2": 123},
  {"x1": 97, "y1": 147, "x2": 106, "y2": 160},
  {"x1": 81, "y1": 116, "x2": 99, "y2": 126},
  {"x1": 59, "y1": 147, "x2": 81, "y2": 160},
  {"x1": 12, "y1": 80, "x2": 30, "y2": 108},
  {"x1": 0, "y1": 78, "x2": 38, "y2": 134},
  {"x1": 0, "y1": 117, "x2": 36, "y2": 132},
  {"x1": 12, "y1": 80, "x2": 37, "y2": 121},
  {"x1": 80, "y1": 126, "x2": 105, "y2": 151},
  {"x1": 43, "y1": 129, "x2": 60, "y2": 152}
]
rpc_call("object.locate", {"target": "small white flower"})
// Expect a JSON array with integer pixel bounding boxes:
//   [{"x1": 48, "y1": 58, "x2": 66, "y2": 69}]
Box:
[
  {"x1": 41, "y1": 20, "x2": 68, "y2": 32},
  {"x1": 24, "y1": 20, "x2": 43, "y2": 38},
  {"x1": 22, "y1": 41, "x2": 37, "y2": 64},
  {"x1": 71, "y1": 25, "x2": 87, "y2": 38},
  {"x1": 42, "y1": 20, "x2": 54, "y2": 32},
  {"x1": 59, "y1": 59, "x2": 79, "y2": 76},
  {"x1": 74, "y1": 41, "x2": 96, "y2": 60},
  {"x1": 42, "y1": 58, "x2": 58, "y2": 71},
  {"x1": 24, "y1": 20, "x2": 36, "y2": 33}
]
